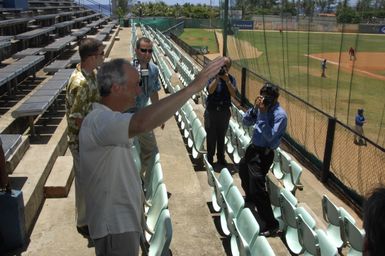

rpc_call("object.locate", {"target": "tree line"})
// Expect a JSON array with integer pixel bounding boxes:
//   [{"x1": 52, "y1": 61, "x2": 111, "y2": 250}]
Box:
[{"x1": 117, "y1": 0, "x2": 385, "y2": 24}]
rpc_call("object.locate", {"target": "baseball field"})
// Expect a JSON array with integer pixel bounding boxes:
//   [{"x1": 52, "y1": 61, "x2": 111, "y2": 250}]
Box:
[{"x1": 180, "y1": 28, "x2": 385, "y2": 147}]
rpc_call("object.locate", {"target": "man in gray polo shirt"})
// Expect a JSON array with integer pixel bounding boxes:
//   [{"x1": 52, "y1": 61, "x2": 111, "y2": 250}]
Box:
[{"x1": 79, "y1": 57, "x2": 226, "y2": 255}]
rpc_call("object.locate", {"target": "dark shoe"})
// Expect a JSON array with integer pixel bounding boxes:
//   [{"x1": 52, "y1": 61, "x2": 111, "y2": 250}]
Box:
[
  {"x1": 207, "y1": 157, "x2": 214, "y2": 166},
  {"x1": 260, "y1": 227, "x2": 280, "y2": 237},
  {"x1": 77, "y1": 225, "x2": 90, "y2": 238}
]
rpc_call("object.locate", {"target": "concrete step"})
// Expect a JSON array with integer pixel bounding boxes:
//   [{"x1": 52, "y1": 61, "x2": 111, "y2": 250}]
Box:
[
  {"x1": 8, "y1": 136, "x2": 30, "y2": 174},
  {"x1": 44, "y1": 155, "x2": 74, "y2": 198},
  {"x1": 9, "y1": 117, "x2": 68, "y2": 235}
]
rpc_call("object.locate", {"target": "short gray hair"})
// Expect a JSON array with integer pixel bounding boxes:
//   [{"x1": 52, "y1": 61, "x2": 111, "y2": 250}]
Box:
[{"x1": 97, "y1": 59, "x2": 131, "y2": 97}]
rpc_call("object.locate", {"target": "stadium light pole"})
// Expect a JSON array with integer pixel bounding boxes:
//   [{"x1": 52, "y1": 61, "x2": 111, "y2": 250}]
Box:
[{"x1": 222, "y1": 0, "x2": 229, "y2": 56}]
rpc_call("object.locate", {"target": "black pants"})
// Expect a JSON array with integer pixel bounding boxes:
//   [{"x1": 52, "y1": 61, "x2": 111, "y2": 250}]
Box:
[
  {"x1": 238, "y1": 144, "x2": 278, "y2": 230},
  {"x1": 204, "y1": 107, "x2": 230, "y2": 163}
]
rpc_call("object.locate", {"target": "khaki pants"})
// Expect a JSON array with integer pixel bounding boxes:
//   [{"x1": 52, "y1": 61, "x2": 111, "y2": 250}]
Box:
[
  {"x1": 354, "y1": 125, "x2": 365, "y2": 144},
  {"x1": 69, "y1": 146, "x2": 87, "y2": 227},
  {"x1": 138, "y1": 131, "x2": 159, "y2": 180}
]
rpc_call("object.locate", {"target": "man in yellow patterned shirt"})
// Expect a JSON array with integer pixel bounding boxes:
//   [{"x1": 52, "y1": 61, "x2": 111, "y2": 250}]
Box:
[{"x1": 65, "y1": 38, "x2": 104, "y2": 238}]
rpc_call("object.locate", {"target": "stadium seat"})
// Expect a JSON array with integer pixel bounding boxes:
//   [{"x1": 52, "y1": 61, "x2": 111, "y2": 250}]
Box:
[
  {"x1": 279, "y1": 190, "x2": 303, "y2": 254},
  {"x1": 282, "y1": 160, "x2": 303, "y2": 194},
  {"x1": 321, "y1": 195, "x2": 345, "y2": 249},
  {"x1": 212, "y1": 168, "x2": 234, "y2": 213},
  {"x1": 230, "y1": 207, "x2": 260, "y2": 256},
  {"x1": 280, "y1": 150, "x2": 292, "y2": 175},
  {"x1": 266, "y1": 175, "x2": 284, "y2": 229},
  {"x1": 220, "y1": 185, "x2": 245, "y2": 236},
  {"x1": 148, "y1": 209, "x2": 173, "y2": 256},
  {"x1": 344, "y1": 217, "x2": 365, "y2": 256},
  {"x1": 271, "y1": 148, "x2": 283, "y2": 180},
  {"x1": 250, "y1": 235, "x2": 276, "y2": 256},
  {"x1": 145, "y1": 183, "x2": 168, "y2": 241},
  {"x1": 144, "y1": 162, "x2": 164, "y2": 207}
]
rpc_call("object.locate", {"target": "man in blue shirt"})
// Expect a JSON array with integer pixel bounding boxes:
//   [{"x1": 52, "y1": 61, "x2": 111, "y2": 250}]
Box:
[
  {"x1": 354, "y1": 108, "x2": 366, "y2": 146},
  {"x1": 239, "y1": 83, "x2": 287, "y2": 237},
  {"x1": 132, "y1": 37, "x2": 163, "y2": 179},
  {"x1": 204, "y1": 57, "x2": 237, "y2": 166}
]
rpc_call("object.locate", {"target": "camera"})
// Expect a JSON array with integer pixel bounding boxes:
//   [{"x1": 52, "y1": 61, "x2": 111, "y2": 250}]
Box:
[
  {"x1": 262, "y1": 95, "x2": 274, "y2": 108},
  {"x1": 218, "y1": 66, "x2": 226, "y2": 76}
]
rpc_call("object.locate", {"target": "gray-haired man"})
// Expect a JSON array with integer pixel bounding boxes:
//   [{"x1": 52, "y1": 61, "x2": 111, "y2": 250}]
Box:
[{"x1": 79, "y1": 57, "x2": 226, "y2": 255}]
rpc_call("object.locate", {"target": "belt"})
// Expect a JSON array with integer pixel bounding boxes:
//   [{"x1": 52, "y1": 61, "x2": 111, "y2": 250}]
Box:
[{"x1": 249, "y1": 144, "x2": 273, "y2": 155}]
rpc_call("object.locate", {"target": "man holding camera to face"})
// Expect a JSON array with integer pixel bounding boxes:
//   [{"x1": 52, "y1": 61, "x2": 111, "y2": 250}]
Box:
[
  {"x1": 238, "y1": 83, "x2": 287, "y2": 237},
  {"x1": 204, "y1": 57, "x2": 237, "y2": 166},
  {"x1": 131, "y1": 37, "x2": 163, "y2": 179}
]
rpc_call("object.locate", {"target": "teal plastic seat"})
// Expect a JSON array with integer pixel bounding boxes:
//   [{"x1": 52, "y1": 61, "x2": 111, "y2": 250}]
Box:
[
  {"x1": 220, "y1": 185, "x2": 245, "y2": 236},
  {"x1": 130, "y1": 142, "x2": 142, "y2": 177},
  {"x1": 344, "y1": 216, "x2": 365, "y2": 256},
  {"x1": 321, "y1": 195, "x2": 344, "y2": 249},
  {"x1": 279, "y1": 190, "x2": 303, "y2": 254},
  {"x1": 183, "y1": 110, "x2": 197, "y2": 139},
  {"x1": 266, "y1": 175, "x2": 284, "y2": 228},
  {"x1": 148, "y1": 209, "x2": 173, "y2": 256},
  {"x1": 283, "y1": 160, "x2": 303, "y2": 194},
  {"x1": 145, "y1": 183, "x2": 168, "y2": 241},
  {"x1": 230, "y1": 207, "x2": 260, "y2": 256},
  {"x1": 212, "y1": 168, "x2": 234, "y2": 213},
  {"x1": 271, "y1": 148, "x2": 283, "y2": 179},
  {"x1": 191, "y1": 122, "x2": 207, "y2": 159},
  {"x1": 144, "y1": 162, "x2": 164, "y2": 205},
  {"x1": 203, "y1": 154, "x2": 215, "y2": 187},
  {"x1": 280, "y1": 150, "x2": 292, "y2": 175},
  {"x1": 250, "y1": 235, "x2": 276, "y2": 256}
]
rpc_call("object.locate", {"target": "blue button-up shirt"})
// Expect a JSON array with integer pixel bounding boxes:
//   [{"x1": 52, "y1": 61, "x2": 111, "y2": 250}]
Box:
[
  {"x1": 135, "y1": 62, "x2": 161, "y2": 109},
  {"x1": 242, "y1": 102, "x2": 287, "y2": 149}
]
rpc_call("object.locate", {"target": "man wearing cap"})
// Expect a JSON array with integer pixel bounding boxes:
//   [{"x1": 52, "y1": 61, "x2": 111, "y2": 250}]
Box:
[{"x1": 238, "y1": 83, "x2": 287, "y2": 237}]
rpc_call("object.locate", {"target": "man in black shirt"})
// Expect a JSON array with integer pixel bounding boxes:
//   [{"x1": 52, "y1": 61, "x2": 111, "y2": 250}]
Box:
[{"x1": 204, "y1": 57, "x2": 237, "y2": 166}]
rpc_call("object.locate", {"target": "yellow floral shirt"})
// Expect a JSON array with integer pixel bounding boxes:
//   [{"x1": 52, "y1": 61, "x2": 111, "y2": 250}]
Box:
[{"x1": 65, "y1": 64, "x2": 100, "y2": 151}]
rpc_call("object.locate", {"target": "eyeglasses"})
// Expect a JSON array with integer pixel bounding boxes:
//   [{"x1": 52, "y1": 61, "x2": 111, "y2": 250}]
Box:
[{"x1": 139, "y1": 48, "x2": 153, "y2": 54}]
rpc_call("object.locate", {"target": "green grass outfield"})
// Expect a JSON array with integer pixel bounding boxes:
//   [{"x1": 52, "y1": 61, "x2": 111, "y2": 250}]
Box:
[
  {"x1": 179, "y1": 28, "x2": 219, "y2": 54},
  {"x1": 179, "y1": 29, "x2": 385, "y2": 146}
]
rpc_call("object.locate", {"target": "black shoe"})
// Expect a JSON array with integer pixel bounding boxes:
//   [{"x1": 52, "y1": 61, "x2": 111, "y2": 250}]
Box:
[
  {"x1": 77, "y1": 225, "x2": 90, "y2": 238},
  {"x1": 260, "y1": 227, "x2": 280, "y2": 237},
  {"x1": 218, "y1": 159, "x2": 228, "y2": 166}
]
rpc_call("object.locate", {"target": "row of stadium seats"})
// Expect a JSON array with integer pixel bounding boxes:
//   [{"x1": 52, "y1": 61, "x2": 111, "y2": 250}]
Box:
[{"x1": 129, "y1": 139, "x2": 173, "y2": 255}]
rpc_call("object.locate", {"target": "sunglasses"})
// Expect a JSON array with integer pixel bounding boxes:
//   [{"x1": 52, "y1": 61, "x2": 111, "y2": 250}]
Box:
[{"x1": 139, "y1": 48, "x2": 153, "y2": 54}]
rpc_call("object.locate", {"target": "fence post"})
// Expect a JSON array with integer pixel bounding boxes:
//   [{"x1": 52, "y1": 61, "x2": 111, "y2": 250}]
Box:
[
  {"x1": 241, "y1": 67, "x2": 247, "y2": 107},
  {"x1": 322, "y1": 117, "x2": 336, "y2": 183}
]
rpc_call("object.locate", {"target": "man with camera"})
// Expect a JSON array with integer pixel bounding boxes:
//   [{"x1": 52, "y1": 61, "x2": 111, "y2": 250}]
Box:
[
  {"x1": 79, "y1": 57, "x2": 226, "y2": 255},
  {"x1": 238, "y1": 83, "x2": 287, "y2": 237},
  {"x1": 204, "y1": 57, "x2": 237, "y2": 166},
  {"x1": 132, "y1": 37, "x2": 163, "y2": 179}
]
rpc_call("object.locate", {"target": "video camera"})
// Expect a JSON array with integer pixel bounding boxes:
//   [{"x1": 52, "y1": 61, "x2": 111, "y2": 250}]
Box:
[{"x1": 133, "y1": 59, "x2": 149, "y2": 96}]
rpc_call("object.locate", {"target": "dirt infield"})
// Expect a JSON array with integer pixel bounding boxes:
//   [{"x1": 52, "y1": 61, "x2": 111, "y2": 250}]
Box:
[{"x1": 309, "y1": 52, "x2": 385, "y2": 81}]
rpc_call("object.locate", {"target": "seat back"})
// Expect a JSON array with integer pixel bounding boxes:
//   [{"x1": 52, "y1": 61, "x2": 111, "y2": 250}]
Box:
[
  {"x1": 279, "y1": 189, "x2": 298, "y2": 228},
  {"x1": 266, "y1": 175, "x2": 283, "y2": 208},
  {"x1": 322, "y1": 195, "x2": 340, "y2": 226},
  {"x1": 203, "y1": 154, "x2": 215, "y2": 187},
  {"x1": 250, "y1": 236, "x2": 276, "y2": 256},
  {"x1": 344, "y1": 217, "x2": 365, "y2": 252},
  {"x1": 146, "y1": 183, "x2": 168, "y2": 240},
  {"x1": 148, "y1": 209, "x2": 173, "y2": 256},
  {"x1": 225, "y1": 185, "x2": 245, "y2": 220},
  {"x1": 235, "y1": 208, "x2": 260, "y2": 255},
  {"x1": 192, "y1": 125, "x2": 207, "y2": 159},
  {"x1": 280, "y1": 150, "x2": 291, "y2": 174},
  {"x1": 145, "y1": 162, "x2": 164, "y2": 202},
  {"x1": 297, "y1": 212, "x2": 319, "y2": 256}
]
